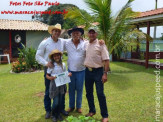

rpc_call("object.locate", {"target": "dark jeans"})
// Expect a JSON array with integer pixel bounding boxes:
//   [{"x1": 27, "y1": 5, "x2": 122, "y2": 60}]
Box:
[
  {"x1": 52, "y1": 93, "x2": 63, "y2": 116},
  {"x1": 85, "y1": 67, "x2": 108, "y2": 118},
  {"x1": 44, "y1": 68, "x2": 65, "y2": 112}
]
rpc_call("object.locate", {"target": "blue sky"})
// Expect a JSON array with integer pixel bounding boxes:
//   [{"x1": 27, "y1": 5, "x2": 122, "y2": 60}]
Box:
[{"x1": 0, "y1": 0, "x2": 163, "y2": 38}]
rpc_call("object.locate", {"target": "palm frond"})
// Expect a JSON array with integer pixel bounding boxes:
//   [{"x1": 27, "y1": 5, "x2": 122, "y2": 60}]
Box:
[
  {"x1": 109, "y1": 29, "x2": 153, "y2": 54},
  {"x1": 64, "y1": 7, "x2": 92, "y2": 29},
  {"x1": 85, "y1": 0, "x2": 112, "y2": 42}
]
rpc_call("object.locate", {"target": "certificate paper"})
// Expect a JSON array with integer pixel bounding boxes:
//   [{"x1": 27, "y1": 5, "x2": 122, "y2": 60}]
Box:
[{"x1": 54, "y1": 71, "x2": 71, "y2": 87}]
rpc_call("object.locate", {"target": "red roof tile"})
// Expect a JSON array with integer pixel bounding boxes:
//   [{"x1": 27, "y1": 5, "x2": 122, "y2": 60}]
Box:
[{"x1": 136, "y1": 8, "x2": 163, "y2": 18}]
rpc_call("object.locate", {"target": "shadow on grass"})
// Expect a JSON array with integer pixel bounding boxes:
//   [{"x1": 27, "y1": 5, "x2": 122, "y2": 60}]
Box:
[{"x1": 108, "y1": 73, "x2": 133, "y2": 90}]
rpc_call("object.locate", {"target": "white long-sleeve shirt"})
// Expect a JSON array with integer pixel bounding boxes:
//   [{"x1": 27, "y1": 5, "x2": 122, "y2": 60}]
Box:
[
  {"x1": 35, "y1": 37, "x2": 65, "y2": 66},
  {"x1": 36, "y1": 36, "x2": 87, "y2": 72}
]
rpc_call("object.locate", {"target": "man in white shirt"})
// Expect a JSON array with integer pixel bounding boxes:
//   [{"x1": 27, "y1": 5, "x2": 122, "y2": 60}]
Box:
[
  {"x1": 35, "y1": 24, "x2": 68, "y2": 119},
  {"x1": 64, "y1": 27, "x2": 86, "y2": 113},
  {"x1": 36, "y1": 25, "x2": 104, "y2": 118}
]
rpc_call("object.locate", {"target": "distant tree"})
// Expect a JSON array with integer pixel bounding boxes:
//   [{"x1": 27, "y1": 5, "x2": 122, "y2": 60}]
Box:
[
  {"x1": 32, "y1": 4, "x2": 92, "y2": 29},
  {"x1": 160, "y1": 33, "x2": 163, "y2": 40},
  {"x1": 64, "y1": 0, "x2": 152, "y2": 60}
]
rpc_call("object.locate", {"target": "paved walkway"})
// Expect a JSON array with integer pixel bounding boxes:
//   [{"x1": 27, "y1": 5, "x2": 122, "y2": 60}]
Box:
[{"x1": 121, "y1": 58, "x2": 163, "y2": 69}]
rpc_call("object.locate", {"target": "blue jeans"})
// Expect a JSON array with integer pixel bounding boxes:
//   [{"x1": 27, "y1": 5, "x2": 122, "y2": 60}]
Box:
[
  {"x1": 52, "y1": 93, "x2": 63, "y2": 116},
  {"x1": 44, "y1": 68, "x2": 65, "y2": 112},
  {"x1": 68, "y1": 69, "x2": 85, "y2": 109},
  {"x1": 85, "y1": 67, "x2": 108, "y2": 118}
]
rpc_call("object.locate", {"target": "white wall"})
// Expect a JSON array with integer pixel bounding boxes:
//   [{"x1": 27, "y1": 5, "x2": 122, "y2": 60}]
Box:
[{"x1": 26, "y1": 31, "x2": 50, "y2": 49}]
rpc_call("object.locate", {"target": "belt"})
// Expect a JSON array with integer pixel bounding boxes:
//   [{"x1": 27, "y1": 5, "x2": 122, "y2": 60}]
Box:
[{"x1": 86, "y1": 67, "x2": 103, "y2": 72}]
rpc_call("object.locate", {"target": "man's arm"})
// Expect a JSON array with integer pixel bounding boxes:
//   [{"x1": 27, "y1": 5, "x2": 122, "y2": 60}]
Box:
[
  {"x1": 102, "y1": 60, "x2": 109, "y2": 83},
  {"x1": 46, "y1": 74, "x2": 56, "y2": 80},
  {"x1": 101, "y1": 44, "x2": 110, "y2": 83},
  {"x1": 104, "y1": 60, "x2": 109, "y2": 74},
  {"x1": 35, "y1": 40, "x2": 48, "y2": 66},
  {"x1": 60, "y1": 38, "x2": 69, "y2": 51}
]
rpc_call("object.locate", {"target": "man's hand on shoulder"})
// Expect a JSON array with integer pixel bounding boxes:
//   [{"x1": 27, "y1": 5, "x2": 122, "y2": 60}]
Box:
[
  {"x1": 46, "y1": 62, "x2": 54, "y2": 68},
  {"x1": 43, "y1": 37, "x2": 48, "y2": 40},
  {"x1": 98, "y1": 39, "x2": 105, "y2": 45}
]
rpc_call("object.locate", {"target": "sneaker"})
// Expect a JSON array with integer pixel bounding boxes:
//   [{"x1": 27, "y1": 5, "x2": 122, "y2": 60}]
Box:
[{"x1": 45, "y1": 111, "x2": 51, "y2": 119}]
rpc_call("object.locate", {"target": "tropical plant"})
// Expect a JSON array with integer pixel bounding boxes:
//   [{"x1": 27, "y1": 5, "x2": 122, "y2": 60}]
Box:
[
  {"x1": 64, "y1": 7, "x2": 95, "y2": 30},
  {"x1": 64, "y1": 0, "x2": 152, "y2": 60},
  {"x1": 12, "y1": 44, "x2": 42, "y2": 73}
]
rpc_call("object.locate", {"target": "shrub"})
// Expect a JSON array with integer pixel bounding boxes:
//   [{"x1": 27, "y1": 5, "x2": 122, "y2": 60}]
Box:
[
  {"x1": 139, "y1": 52, "x2": 144, "y2": 60},
  {"x1": 12, "y1": 43, "x2": 42, "y2": 73},
  {"x1": 12, "y1": 61, "x2": 27, "y2": 73}
]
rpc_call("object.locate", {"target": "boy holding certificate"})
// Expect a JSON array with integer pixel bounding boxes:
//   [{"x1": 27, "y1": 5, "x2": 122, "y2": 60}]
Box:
[{"x1": 46, "y1": 49, "x2": 72, "y2": 122}]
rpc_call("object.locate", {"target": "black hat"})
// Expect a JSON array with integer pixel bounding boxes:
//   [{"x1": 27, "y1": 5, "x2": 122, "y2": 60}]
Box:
[{"x1": 68, "y1": 26, "x2": 84, "y2": 36}]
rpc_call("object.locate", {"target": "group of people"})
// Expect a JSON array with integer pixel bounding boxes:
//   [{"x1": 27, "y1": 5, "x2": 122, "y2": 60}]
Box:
[{"x1": 35, "y1": 23, "x2": 110, "y2": 122}]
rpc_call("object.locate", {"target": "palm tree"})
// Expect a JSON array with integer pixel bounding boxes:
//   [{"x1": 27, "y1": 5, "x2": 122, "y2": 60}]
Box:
[
  {"x1": 153, "y1": 0, "x2": 158, "y2": 39},
  {"x1": 155, "y1": 0, "x2": 158, "y2": 9},
  {"x1": 64, "y1": 0, "x2": 152, "y2": 61}
]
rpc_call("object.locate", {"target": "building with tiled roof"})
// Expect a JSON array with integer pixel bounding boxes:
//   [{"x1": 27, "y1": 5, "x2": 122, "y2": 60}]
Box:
[
  {"x1": 130, "y1": 8, "x2": 163, "y2": 68},
  {"x1": 0, "y1": 19, "x2": 51, "y2": 60},
  {"x1": 136, "y1": 8, "x2": 163, "y2": 18},
  {"x1": 0, "y1": 19, "x2": 49, "y2": 31},
  {"x1": 131, "y1": 8, "x2": 163, "y2": 27}
]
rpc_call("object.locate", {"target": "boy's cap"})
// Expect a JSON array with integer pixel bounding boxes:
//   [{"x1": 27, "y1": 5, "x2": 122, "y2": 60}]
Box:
[{"x1": 88, "y1": 26, "x2": 98, "y2": 33}]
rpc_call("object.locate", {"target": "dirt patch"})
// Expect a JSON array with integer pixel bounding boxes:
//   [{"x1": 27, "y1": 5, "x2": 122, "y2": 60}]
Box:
[{"x1": 35, "y1": 92, "x2": 44, "y2": 97}]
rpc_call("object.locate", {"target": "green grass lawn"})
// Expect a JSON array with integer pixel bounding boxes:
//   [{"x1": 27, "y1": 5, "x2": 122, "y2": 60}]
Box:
[
  {"x1": 149, "y1": 59, "x2": 163, "y2": 63},
  {"x1": 0, "y1": 61, "x2": 163, "y2": 122}
]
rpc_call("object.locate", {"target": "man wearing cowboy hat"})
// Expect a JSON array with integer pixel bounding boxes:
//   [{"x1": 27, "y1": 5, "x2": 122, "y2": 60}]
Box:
[
  {"x1": 36, "y1": 23, "x2": 68, "y2": 119},
  {"x1": 64, "y1": 26, "x2": 86, "y2": 113},
  {"x1": 64, "y1": 26, "x2": 105, "y2": 113}
]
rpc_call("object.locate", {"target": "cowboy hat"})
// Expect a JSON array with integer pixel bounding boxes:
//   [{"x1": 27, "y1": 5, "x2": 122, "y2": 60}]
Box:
[
  {"x1": 68, "y1": 26, "x2": 84, "y2": 36},
  {"x1": 49, "y1": 49, "x2": 62, "y2": 60},
  {"x1": 48, "y1": 23, "x2": 61, "y2": 34}
]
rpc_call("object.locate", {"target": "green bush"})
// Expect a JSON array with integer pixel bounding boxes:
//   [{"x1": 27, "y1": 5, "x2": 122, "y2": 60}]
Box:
[
  {"x1": 12, "y1": 44, "x2": 42, "y2": 73},
  {"x1": 139, "y1": 52, "x2": 144, "y2": 60}
]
